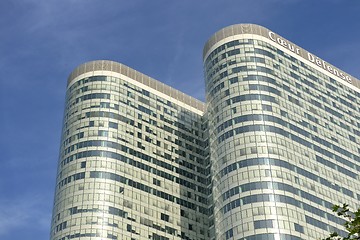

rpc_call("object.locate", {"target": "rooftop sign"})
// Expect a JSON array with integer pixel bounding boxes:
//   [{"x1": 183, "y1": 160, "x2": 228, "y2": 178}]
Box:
[
  {"x1": 204, "y1": 24, "x2": 359, "y2": 90},
  {"x1": 268, "y1": 31, "x2": 352, "y2": 84}
]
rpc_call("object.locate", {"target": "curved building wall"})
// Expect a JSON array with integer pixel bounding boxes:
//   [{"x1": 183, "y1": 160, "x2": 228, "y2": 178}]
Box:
[
  {"x1": 51, "y1": 25, "x2": 360, "y2": 240},
  {"x1": 50, "y1": 60, "x2": 209, "y2": 240},
  {"x1": 203, "y1": 24, "x2": 360, "y2": 240}
]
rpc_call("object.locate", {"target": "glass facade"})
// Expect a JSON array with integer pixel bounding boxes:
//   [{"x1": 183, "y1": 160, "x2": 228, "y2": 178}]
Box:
[
  {"x1": 203, "y1": 24, "x2": 360, "y2": 240},
  {"x1": 50, "y1": 63, "x2": 210, "y2": 240},
  {"x1": 51, "y1": 24, "x2": 360, "y2": 240}
]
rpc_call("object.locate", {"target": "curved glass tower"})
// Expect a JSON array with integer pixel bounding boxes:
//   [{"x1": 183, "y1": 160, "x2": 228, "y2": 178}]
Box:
[
  {"x1": 51, "y1": 24, "x2": 360, "y2": 240},
  {"x1": 50, "y1": 60, "x2": 210, "y2": 240},
  {"x1": 203, "y1": 24, "x2": 360, "y2": 240}
]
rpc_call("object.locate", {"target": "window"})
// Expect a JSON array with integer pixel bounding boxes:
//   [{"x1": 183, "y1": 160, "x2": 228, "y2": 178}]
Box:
[
  {"x1": 254, "y1": 219, "x2": 273, "y2": 229},
  {"x1": 109, "y1": 122, "x2": 118, "y2": 129},
  {"x1": 80, "y1": 161, "x2": 86, "y2": 168},
  {"x1": 294, "y1": 223, "x2": 304, "y2": 233},
  {"x1": 161, "y1": 213, "x2": 169, "y2": 222}
]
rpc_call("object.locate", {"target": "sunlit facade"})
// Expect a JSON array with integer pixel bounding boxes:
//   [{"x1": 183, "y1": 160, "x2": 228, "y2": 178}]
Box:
[
  {"x1": 203, "y1": 24, "x2": 360, "y2": 240},
  {"x1": 51, "y1": 24, "x2": 360, "y2": 240},
  {"x1": 50, "y1": 61, "x2": 210, "y2": 240}
]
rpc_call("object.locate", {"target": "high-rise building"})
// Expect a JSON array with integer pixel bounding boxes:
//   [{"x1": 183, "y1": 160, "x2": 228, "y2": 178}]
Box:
[
  {"x1": 203, "y1": 24, "x2": 360, "y2": 240},
  {"x1": 50, "y1": 24, "x2": 360, "y2": 240}
]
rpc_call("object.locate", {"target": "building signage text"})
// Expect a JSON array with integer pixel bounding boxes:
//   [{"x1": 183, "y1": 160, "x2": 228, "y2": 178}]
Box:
[{"x1": 268, "y1": 31, "x2": 352, "y2": 83}]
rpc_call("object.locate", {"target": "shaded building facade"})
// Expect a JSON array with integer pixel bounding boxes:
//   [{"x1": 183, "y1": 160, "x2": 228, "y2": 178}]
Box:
[{"x1": 51, "y1": 24, "x2": 360, "y2": 240}]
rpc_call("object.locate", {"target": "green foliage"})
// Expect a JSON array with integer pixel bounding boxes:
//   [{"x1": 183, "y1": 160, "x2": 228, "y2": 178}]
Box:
[{"x1": 322, "y1": 203, "x2": 360, "y2": 240}]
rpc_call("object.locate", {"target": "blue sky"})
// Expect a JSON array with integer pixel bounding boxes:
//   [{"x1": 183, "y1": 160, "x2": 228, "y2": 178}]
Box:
[{"x1": 0, "y1": 0, "x2": 359, "y2": 239}]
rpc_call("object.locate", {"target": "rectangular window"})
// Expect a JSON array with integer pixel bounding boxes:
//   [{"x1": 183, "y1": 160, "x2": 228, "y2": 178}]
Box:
[
  {"x1": 109, "y1": 122, "x2": 118, "y2": 129},
  {"x1": 254, "y1": 219, "x2": 273, "y2": 229},
  {"x1": 161, "y1": 213, "x2": 169, "y2": 222},
  {"x1": 294, "y1": 223, "x2": 304, "y2": 233},
  {"x1": 80, "y1": 161, "x2": 86, "y2": 168}
]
